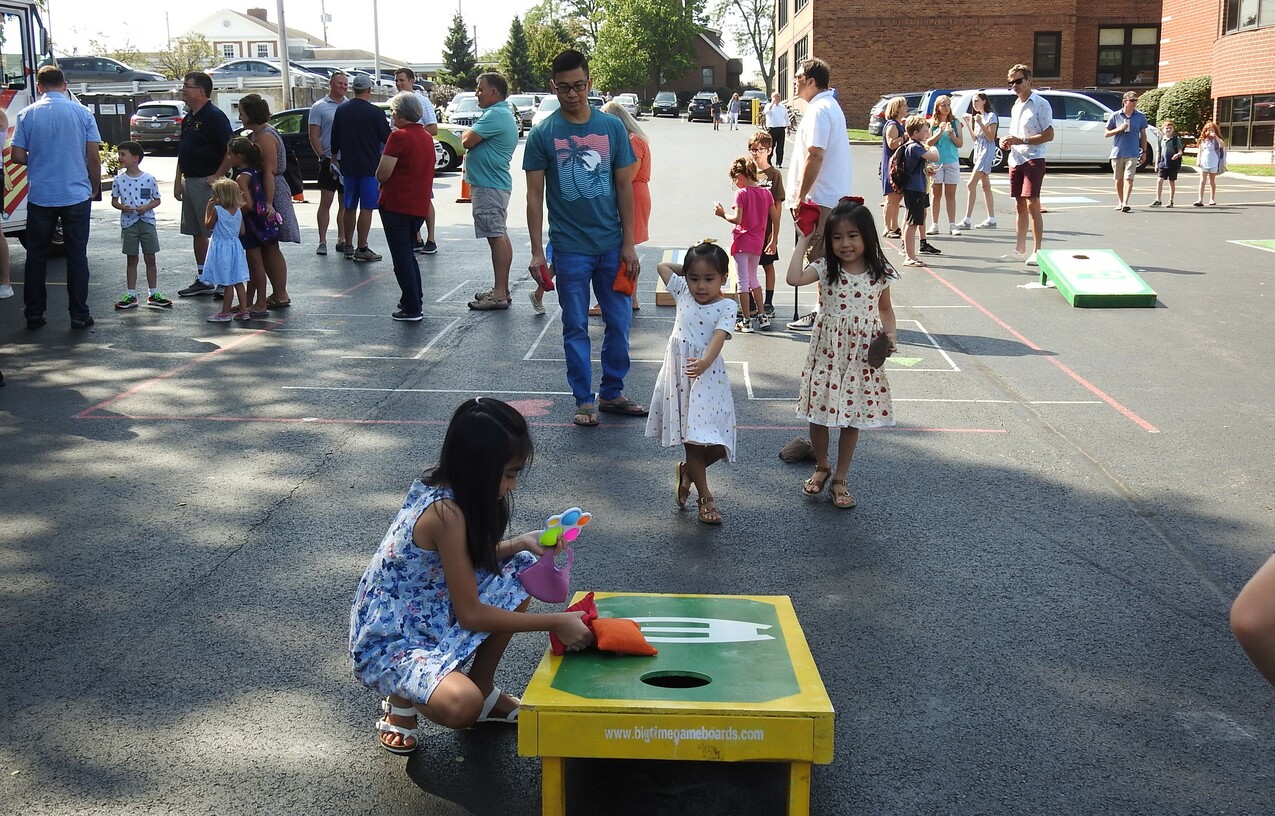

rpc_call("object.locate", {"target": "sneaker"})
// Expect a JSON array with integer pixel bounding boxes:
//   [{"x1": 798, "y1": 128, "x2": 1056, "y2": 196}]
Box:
[
  {"x1": 146, "y1": 293, "x2": 173, "y2": 309},
  {"x1": 786, "y1": 311, "x2": 817, "y2": 331},
  {"x1": 316, "y1": 243, "x2": 328, "y2": 255},
  {"x1": 70, "y1": 315, "x2": 95, "y2": 330},
  {"x1": 413, "y1": 240, "x2": 426, "y2": 254},
  {"x1": 344, "y1": 245, "x2": 356, "y2": 259},
  {"x1": 1166, "y1": 201, "x2": 1174, "y2": 208},
  {"x1": 206, "y1": 312, "x2": 233, "y2": 322},
  {"x1": 392, "y1": 309, "x2": 424, "y2": 322},
  {"x1": 926, "y1": 223, "x2": 939, "y2": 235},
  {"x1": 528, "y1": 291, "x2": 546, "y2": 315},
  {"x1": 178, "y1": 278, "x2": 215, "y2": 297},
  {"x1": 756, "y1": 313, "x2": 772, "y2": 331},
  {"x1": 735, "y1": 318, "x2": 753, "y2": 334},
  {"x1": 1150, "y1": 200, "x2": 1162, "y2": 207},
  {"x1": 334, "y1": 242, "x2": 352, "y2": 255},
  {"x1": 1025, "y1": 251, "x2": 1039, "y2": 266},
  {"x1": 919, "y1": 241, "x2": 942, "y2": 255},
  {"x1": 352, "y1": 247, "x2": 382, "y2": 262},
  {"x1": 468, "y1": 292, "x2": 510, "y2": 311},
  {"x1": 998, "y1": 249, "x2": 1029, "y2": 262},
  {"x1": 884, "y1": 228, "x2": 902, "y2": 239},
  {"x1": 0, "y1": 284, "x2": 14, "y2": 299},
  {"x1": 233, "y1": 311, "x2": 252, "y2": 321},
  {"x1": 115, "y1": 293, "x2": 139, "y2": 310},
  {"x1": 473, "y1": 289, "x2": 493, "y2": 301},
  {"x1": 975, "y1": 218, "x2": 997, "y2": 229},
  {"x1": 212, "y1": 286, "x2": 226, "y2": 299},
  {"x1": 949, "y1": 223, "x2": 962, "y2": 236},
  {"x1": 421, "y1": 241, "x2": 437, "y2": 255},
  {"x1": 763, "y1": 303, "x2": 775, "y2": 318},
  {"x1": 955, "y1": 219, "x2": 972, "y2": 231}
]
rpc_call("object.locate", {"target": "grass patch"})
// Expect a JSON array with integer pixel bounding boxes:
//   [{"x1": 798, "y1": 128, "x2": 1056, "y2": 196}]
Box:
[
  {"x1": 847, "y1": 128, "x2": 876, "y2": 142},
  {"x1": 1183, "y1": 155, "x2": 1275, "y2": 177}
]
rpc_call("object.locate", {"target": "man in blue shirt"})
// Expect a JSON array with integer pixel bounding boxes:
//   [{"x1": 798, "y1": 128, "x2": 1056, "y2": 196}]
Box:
[
  {"x1": 331, "y1": 74, "x2": 391, "y2": 262},
  {"x1": 12, "y1": 66, "x2": 102, "y2": 330},
  {"x1": 464, "y1": 72, "x2": 519, "y2": 310},
  {"x1": 1105, "y1": 91, "x2": 1148, "y2": 213},
  {"x1": 524, "y1": 49, "x2": 642, "y2": 426}
]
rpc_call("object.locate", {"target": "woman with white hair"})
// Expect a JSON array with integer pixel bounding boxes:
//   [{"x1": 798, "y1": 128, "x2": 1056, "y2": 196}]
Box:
[
  {"x1": 592, "y1": 99, "x2": 651, "y2": 312},
  {"x1": 375, "y1": 91, "x2": 434, "y2": 321}
]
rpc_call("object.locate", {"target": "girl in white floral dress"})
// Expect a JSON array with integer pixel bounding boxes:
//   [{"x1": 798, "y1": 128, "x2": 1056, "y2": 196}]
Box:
[
  {"x1": 646, "y1": 243, "x2": 736, "y2": 524},
  {"x1": 786, "y1": 199, "x2": 899, "y2": 509},
  {"x1": 349, "y1": 398, "x2": 594, "y2": 755}
]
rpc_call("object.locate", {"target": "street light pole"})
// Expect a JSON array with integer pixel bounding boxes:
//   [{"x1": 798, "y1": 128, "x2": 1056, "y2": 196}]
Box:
[
  {"x1": 373, "y1": 0, "x2": 381, "y2": 92},
  {"x1": 276, "y1": 0, "x2": 291, "y2": 106}
]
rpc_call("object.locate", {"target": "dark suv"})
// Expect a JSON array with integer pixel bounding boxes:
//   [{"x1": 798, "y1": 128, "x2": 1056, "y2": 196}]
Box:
[
  {"x1": 652, "y1": 91, "x2": 679, "y2": 117},
  {"x1": 129, "y1": 101, "x2": 188, "y2": 149},
  {"x1": 687, "y1": 92, "x2": 717, "y2": 123}
]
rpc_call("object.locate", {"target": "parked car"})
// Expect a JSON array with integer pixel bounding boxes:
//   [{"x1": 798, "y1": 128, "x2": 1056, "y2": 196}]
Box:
[
  {"x1": 444, "y1": 91, "x2": 477, "y2": 120},
  {"x1": 651, "y1": 90, "x2": 679, "y2": 118},
  {"x1": 343, "y1": 68, "x2": 395, "y2": 91},
  {"x1": 947, "y1": 88, "x2": 1158, "y2": 172},
  {"x1": 918, "y1": 88, "x2": 956, "y2": 119},
  {"x1": 587, "y1": 93, "x2": 605, "y2": 110},
  {"x1": 208, "y1": 59, "x2": 325, "y2": 83},
  {"x1": 59, "y1": 55, "x2": 164, "y2": 83},
  {"x1": 687, "y1": 91, "x2": 717, "y2": 123},
  {"x1": 615, "y1": 92, "x2": 640, "y2": 117},
  {"x1": 447, "y1": 96, "x2": 525, "y2": 136},
  {"x1": 298, "y1": 64, "x2": 344, "y2": 79},
  {"x1": 866, "y1": 92, "x2": 923, "y2": 136},
  {"x1": 129, "y1": 100, "x2": 187, "y2": 149},
  {"x1": 507, "y1": 93, "x2": 537, "y2": 130},
  {"x1": 532, "y1": 95, "x2": 560, "y2": 127}
]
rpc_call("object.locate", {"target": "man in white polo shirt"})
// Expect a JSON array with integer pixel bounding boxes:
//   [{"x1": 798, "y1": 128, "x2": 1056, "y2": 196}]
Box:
[{"x1": 785, "y1": 57, "x2": 851, "y2": 331}]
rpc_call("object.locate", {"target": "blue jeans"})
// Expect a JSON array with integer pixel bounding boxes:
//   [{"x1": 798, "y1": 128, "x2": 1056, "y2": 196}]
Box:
[
  {"x1": 554, "y1": 248, "x2": 631, "y2": 405},
  {"x1": 24, "y1": 200, "x2": 92, "y2": 321},
  {"x1": 379, "y1": 210, "x2": 424, "y2": 315}
]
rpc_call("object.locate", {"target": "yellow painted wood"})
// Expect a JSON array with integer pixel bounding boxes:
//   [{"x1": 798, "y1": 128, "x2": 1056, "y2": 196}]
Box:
[
  {"x1": 655, "y1": 249, "x2": 738, "y2": 306},
  {"x1": 530, "y1": 711, "x2": 816, "y2": 761},
  {"x1": 788, "y1": 762, "x2": 812, "y2": 816},
  {"x1": 541, "y1": 757, "x2": 567, "y2": 816}
]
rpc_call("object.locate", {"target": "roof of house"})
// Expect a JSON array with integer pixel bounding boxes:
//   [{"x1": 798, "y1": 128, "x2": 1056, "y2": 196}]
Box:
[{"x1": 221, "y1": 10, "x2": 331, "y2": 48}]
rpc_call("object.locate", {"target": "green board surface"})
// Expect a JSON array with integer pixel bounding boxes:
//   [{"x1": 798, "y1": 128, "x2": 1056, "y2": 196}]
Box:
[
  {"x1": 550, "y1": 596, "x2": 800, "y2": 704},
  {"x1": 1036, "y1": 249, "x2": 1158, "y2": 308}
]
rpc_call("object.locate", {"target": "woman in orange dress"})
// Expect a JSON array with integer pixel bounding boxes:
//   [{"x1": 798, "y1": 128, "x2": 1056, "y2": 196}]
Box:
[{"x1": 599, "y1": 101, "x2": 650, "y2": 311}]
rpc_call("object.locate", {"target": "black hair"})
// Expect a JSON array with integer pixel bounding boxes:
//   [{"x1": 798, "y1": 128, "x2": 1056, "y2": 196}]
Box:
[
  {"x1": 822, "y1": 199, "x2": 890, "y2": 285},
  {"x1": 118, "y1": 141, "x2": 144, "y2": 159},
  {"x1": 37, "y1": 65, "x2": 65, "y2": 88},
  {"x1": 551, "y1": 49, "x2": 589, "y2": 78},
  {"x1": 423, "y1": 398, "x2": 534, "y2": 573},
  {"x1": 798, "y1": 58, "x2": 830, "y2": 89},
  {"x1": 237, "y1": 93, "x2": 271, "y2": 126},
  {"x1": 478, "y1": 71, "x2": 509, "y2": 98},
  {"x1": 183, "y1": 71, "x2": 213, "y2": 97},
  {"x1": 683, "y1": 242, "x2": 730, "y2": 280},
  {"x1": 227, "y1": 136, "x2": 263, "y2": 172}
]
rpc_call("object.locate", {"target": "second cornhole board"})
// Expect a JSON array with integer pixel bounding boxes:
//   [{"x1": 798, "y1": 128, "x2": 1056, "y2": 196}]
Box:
[
  {"x1": 655, "y1": 248, "x2": 739, "y2": 306},
  {"x1": 1035, "y1": 249, "x2": 1157, "y2": 308}
]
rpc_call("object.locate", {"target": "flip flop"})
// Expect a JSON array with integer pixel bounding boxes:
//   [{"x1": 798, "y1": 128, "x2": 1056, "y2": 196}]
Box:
[
  {"x1": 573, "y1": 403, "x2": 600, "y2": 426},
  {"x1": 266, "y1": 296, "x2": 292, "y2": 309},
  {"x1": 598, "y1": 397, "x2": 648, "y2": 416},
  {"x1": 476, "y1": 686, "x2": 520, "y2": 724}
]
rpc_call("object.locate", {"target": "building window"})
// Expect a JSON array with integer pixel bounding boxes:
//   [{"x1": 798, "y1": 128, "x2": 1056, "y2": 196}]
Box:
[
  {"x1": 256, "y1": 43, "x2": 271, "y2": 58},
  {"x1": 1096, "y1": 26, "x2": 1158, "y2": 86},
  {"x1": 702, "y1": 67, "x2": 715, "y2": 88},
  {"x1": 794, "y1": 35, "x2": 808, "y2": 68},
  {"x1": 777, "y1": 53, "x2": 788, "y2": 101},
  {"x1": 1217, "y1": 94, "x2": 1275, "y2": 149},
  {"x1": 221, "y1": 43, "x2": 236, "y2": 58},
  {"x1": 1034, "y1": 32, "x2": 1061, "y2": 77},
  {"x1": 1224, "y1": 0, "x2": 1275, "y2": 32},
  {"x1": 778, "y1": 0, "x2": 788, "y2": 30},
  {"x1": 794, "y1": 0, "x2": 808, "y2": 11}
]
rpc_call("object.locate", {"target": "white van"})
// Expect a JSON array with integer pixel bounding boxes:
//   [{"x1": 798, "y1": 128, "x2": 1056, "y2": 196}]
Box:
[{"x1": 946, "y1": 88, "x2": 1157, "y2": 172}]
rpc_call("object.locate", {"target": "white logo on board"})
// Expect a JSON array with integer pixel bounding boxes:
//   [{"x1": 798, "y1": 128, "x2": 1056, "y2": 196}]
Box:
[{"x1": 629, "y1": 617, "x2": 774, "y2": 644}]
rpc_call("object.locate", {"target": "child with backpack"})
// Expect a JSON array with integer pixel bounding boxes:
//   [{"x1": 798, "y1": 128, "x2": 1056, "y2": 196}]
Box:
[{"x1": 890, "y1": 116, "x2": 940, "y2": 266}]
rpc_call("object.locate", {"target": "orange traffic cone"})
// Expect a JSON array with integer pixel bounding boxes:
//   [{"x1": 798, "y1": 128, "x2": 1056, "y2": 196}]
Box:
[{"x1": 456, "y1": 170, "x2": 471, "y2": 204}]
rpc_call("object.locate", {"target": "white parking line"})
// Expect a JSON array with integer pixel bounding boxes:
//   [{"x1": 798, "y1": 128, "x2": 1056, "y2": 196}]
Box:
[
  {"x1": 434, "y1": 280, "x2": 480, "y2": 303},
  {"x1": 341, "y1": 315, "x2": 463, "y2": 360}
]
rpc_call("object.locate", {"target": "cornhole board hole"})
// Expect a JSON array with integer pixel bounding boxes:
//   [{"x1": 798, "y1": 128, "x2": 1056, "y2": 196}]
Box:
[
  {"x1": 1035, "y1": 249, "x2": 1157, "y2": 308},
  {"x1": 655, "y1": 248, "x2": 739, "y2": 306},
  {"x1": 518, "y1": 592, "x2": 835, "y2": 816}
]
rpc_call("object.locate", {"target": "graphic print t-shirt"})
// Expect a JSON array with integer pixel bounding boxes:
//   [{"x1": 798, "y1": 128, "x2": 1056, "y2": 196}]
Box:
[
  {"x1": 111, "y1": 171, "x2": 160, "y2": 227},
  {"x1": 523, "y1": 109, "x2": 636, "y2": 256}
]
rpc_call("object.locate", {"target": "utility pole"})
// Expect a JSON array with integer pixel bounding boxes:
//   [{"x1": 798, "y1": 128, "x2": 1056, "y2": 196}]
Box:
[
  {"x1": 320, "y1": 0, "x2": 329, "y2": 43},
  {"x1": 373, "y1": 0, "x2": 381, "y2": 90},
  {"x1": 276, "y1": 0, "x2": 290, "y2": 106}
]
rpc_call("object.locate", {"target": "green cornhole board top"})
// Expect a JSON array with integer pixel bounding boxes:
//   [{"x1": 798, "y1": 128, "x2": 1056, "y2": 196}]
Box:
[{"x1": 1036, "y1": 249, "x2": 1158, "y2": 308}]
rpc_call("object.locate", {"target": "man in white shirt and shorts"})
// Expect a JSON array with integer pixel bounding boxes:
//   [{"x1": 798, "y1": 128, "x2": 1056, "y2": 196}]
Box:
[{"x1": 999, "y1": 63, "x2": 1053, "y2": 266}]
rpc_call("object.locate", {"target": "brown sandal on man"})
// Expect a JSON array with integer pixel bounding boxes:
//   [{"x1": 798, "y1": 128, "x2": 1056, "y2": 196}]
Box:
[
  {"x1": 573, "y1": 403, "x2": 600, "y2": 426},
  {"x1": 803, "y1": 466, "x2": 832, "y2": 496},
  {"x1": 829, "y1": 479, "x2": 857, "y2": 509},
  {"x1": 697, "y1": 496, "x2": 722, "y2": 524}
]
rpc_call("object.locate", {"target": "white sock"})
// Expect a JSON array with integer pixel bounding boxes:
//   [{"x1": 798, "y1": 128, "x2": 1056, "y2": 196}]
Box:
[
  {"x1": 127, "y1": 289, "x2": 137, "y2": 297},
  {"x1": 149, "y1": 288, "x2": 158, "y2": 296}
]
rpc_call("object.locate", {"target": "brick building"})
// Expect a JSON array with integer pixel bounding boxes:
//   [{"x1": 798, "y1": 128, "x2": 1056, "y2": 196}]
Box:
[
  {"x1": 774, "y1": 0, "x2": 1162, "y2": 127},
  {"x1": 1161, "y1": 0, "x2": 1275, "y2": 159}
]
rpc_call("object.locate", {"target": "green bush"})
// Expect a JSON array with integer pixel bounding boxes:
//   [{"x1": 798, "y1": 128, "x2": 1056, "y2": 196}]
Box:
[
  {"x1": 1135, "y1": 87, "x2": 1165, "y2": 125},
  {"x1": 100, "y1": 142, "x2": 121, "y2": 178},
  {"x1": 1158, "y1": 75, "x2": 1212, "y2": 137}
]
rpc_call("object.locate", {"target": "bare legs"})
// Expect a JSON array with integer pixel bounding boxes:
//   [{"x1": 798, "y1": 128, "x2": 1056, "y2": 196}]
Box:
[
  {"x1": 125, "y1": 253, "x2": 158, "y2": 293},
  {"x1": 883, "y1": 192, "x2": 902, "y2": 233},
  {"x1": 808, "y1": 424, "x2": 861, "y2": 507},
  {"x1": 1014, "y1": 196, "x2": 1044, "y2": 255},
  {"x1": 245, "y1": 247, "x2": 268, "y2": 311},
  {"x1": 261, "y1": 242, "x2": 289, "y2": 305},
  {"x1": 488, "y1": 235, "x2": 513, "y2": 302},
  {"x1": 1196, "y1": 171, "x2": 1217, "y2": 205},
  {"x1": 343, "y1": 207, "x2": 375, "y2": 251},
  {"x1": 964, "y1": 171, "x2": 995, "y2": 222},
  {"x1": 1233, "y1": 554, "x2": 1275, "y2": 687},
  {"x1": 316, "y1": 188, "x2": 348, "y2": 247},
  {"x1": 684, "y1": 442, "x2": 727, "y2": 523},
  {"x1": 930, "y1": 182, "x2": 958, "y2": 229}
]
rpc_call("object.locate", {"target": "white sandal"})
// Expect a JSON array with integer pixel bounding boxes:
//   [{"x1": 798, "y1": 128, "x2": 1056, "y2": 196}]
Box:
[
  {"x1": 475, "y1": 686, "x2": 520, "y2": 724},
  {"x1": 375, "y1": 698, "x2": 419, "y2": 754}
]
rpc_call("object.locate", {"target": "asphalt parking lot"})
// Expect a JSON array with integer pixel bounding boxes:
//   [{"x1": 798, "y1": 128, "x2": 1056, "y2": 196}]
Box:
[{"x1": 2, "y1": 117, "x2": 1274, "y2": 815}]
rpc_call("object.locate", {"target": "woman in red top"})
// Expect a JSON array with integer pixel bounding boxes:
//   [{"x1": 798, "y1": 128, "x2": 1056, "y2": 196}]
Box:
[{"x1": 376, "y1": 92, "x2": 435, "y2": 321}]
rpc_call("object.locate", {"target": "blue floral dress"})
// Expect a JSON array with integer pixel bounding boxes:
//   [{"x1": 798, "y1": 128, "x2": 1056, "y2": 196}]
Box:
[{"x1": 348, "y1": 481, "x2": 537, "y2": 704}]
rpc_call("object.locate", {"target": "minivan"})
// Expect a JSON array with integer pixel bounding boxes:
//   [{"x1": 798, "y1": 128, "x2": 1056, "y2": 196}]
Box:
[{"x1": 947, "y1": 88, "x2": 1158, "y2": 171}]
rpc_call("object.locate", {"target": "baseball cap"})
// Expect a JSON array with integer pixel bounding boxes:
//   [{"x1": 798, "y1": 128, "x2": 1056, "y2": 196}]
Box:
[{"x1": 351, "y1": 74, "x2": 373, "y2": 91}]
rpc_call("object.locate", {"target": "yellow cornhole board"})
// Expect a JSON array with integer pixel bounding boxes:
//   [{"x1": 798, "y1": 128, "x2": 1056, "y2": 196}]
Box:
[
  {"x1": 655, "y1": 248, "x2": 739, "y2": 306},
  {"x1": 518, "y1": 592, "x2": 835, "y2": 815}
]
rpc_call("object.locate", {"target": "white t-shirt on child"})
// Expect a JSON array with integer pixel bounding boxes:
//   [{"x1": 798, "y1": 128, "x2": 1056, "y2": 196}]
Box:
[{"x1": 112, "y1": 171, "x2": 160, "y2": 227}]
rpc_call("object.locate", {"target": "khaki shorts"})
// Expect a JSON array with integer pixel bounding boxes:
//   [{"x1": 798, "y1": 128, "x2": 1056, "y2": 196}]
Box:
[
  {"x1": 180, "y1": 176, "x2": 213, "y2": 237},
  {"x1": 1111, "y1": 156, "x2": 1138, "y2": 181},
  {"x1": 471, "y1": 185, "x2": 510, "y2": 238},
  {"x1": 121, "y1": 220, "x2": 160, "y2": 255}
]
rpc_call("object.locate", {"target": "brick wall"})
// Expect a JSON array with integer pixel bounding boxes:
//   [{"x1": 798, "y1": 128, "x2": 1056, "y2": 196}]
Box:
[
  {"x1": 1211, "y1": 27, "x2": 1275, "y2": 97},
  {"x1": 1160, "y1": 0, "x2": 1219, "y2": 83},
  {"x1": 775, "y1": 0, "x2": 1162, "y2": 128}
]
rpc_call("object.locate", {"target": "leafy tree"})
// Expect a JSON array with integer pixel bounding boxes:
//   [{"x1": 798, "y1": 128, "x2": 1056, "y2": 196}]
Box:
[
  {"x1": 1135, "y1": 86, "x2": 1165, "y2": 127},
  {"x1": 439, "y1": 12, "x2": 480, "y2": 90},
  {"x1": 524, "y1": 16, "x2": 580, "y2": 89},
  {"x1": 502, "y1": 17, "x2": 537, "y2": 93},
  {"x1": 711, "y1": 0, "x2": 773, "y2": 95},
  {"x1": 566, "y1": 0, "x2": 606, "y2": 54},
  {"x1": 86, "y1": 36, "x2": 145, "y2": 68},
  {"x1": 592, "y1": 21, "x2": 646, "y2": 90},
  {"x1": 593, "y1": 0, "x2": 706, "y2": 100},
  {"x1": 153, "y1": 34, "x2": 217, "y2": 80},
  {"x1": 1159, "y1": 75, "x2": 1212, "y2": 137}
]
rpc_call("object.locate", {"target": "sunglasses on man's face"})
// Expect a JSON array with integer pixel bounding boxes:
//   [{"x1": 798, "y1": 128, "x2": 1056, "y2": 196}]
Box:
[{"x1": 1009, "y1": 77, "x2": 1027, "y2": 87}]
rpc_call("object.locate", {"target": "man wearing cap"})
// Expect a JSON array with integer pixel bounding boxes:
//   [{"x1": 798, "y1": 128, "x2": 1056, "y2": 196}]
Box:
[{"x1": 331, "y1": 73, "x2": 390, "y2": 262}]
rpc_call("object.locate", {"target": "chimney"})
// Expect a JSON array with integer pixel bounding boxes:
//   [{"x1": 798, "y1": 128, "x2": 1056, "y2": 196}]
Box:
[{"x1": 247, "y1": 8, "x2": 267, "y2": 21}]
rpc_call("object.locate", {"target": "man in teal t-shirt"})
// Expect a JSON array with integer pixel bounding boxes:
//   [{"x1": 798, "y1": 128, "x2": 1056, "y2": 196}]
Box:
[
  {"x1": 464, "y1": 72, "x2": 520, "y2": 310},
  {"x1": 524, "y1": 49, "x2": 643, "y2": 426}
]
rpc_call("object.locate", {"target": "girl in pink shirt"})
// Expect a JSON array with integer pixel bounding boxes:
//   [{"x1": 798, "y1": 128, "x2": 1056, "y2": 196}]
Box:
[{"x1": 714, "y1": 157, "x2": 775, "y2": 332}]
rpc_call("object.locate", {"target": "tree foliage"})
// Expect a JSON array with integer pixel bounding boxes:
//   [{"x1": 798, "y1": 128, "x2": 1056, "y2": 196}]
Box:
[
  {"x1": 712, "y1": 0, "x2": 773, "y2": 95},
  {"x1": 523, "y1": 3, "x2": 581, "y2": 90},
  {"x1": 1159, "y1": 75, "x2": 1212, "y2": 137},
  {"x1": 1135, "y1": 86, "x2": 1165, "y2": 127},
  {"x1": 566, "y1": 0, "x2": 605, "y2": 54},
  {"x1": 439, "y1": 12, "x2": 480, "y2": 90},
  {"x1": 86, "y1": 36, "x2": 144, "y2": 68},
  {"x1": 502, "y1": 17, "x2": 537, "y2": 93},
  {"x1": 593, "y1": 0, "x2": 706, "y2": 98},
  {"x1": 153, "y1": 35, "x2": 217, "y2": 80}
]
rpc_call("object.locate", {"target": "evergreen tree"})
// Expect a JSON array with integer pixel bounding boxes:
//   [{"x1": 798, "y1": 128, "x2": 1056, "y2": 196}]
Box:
[
  {"x1": 502, "y1": 17, "x2": 536, "y2": 93},
  {"x1": 439, "y1": 12, "x2": 480, "y2": 90}
]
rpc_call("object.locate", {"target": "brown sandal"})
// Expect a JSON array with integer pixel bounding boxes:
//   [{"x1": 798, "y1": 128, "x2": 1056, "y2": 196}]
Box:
[
  {"x1": 803, "y1": 466, "x2": 832, "y2": 496},
  {"x1": 830, "y1": 479, "x2": 857, "y2": 509},
  {"x1": 697, "y1": 496, "x2": 722, "y2": 525},
  {"x1": 675, "y1": 462, "x2": 691, "y2": 508}
]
